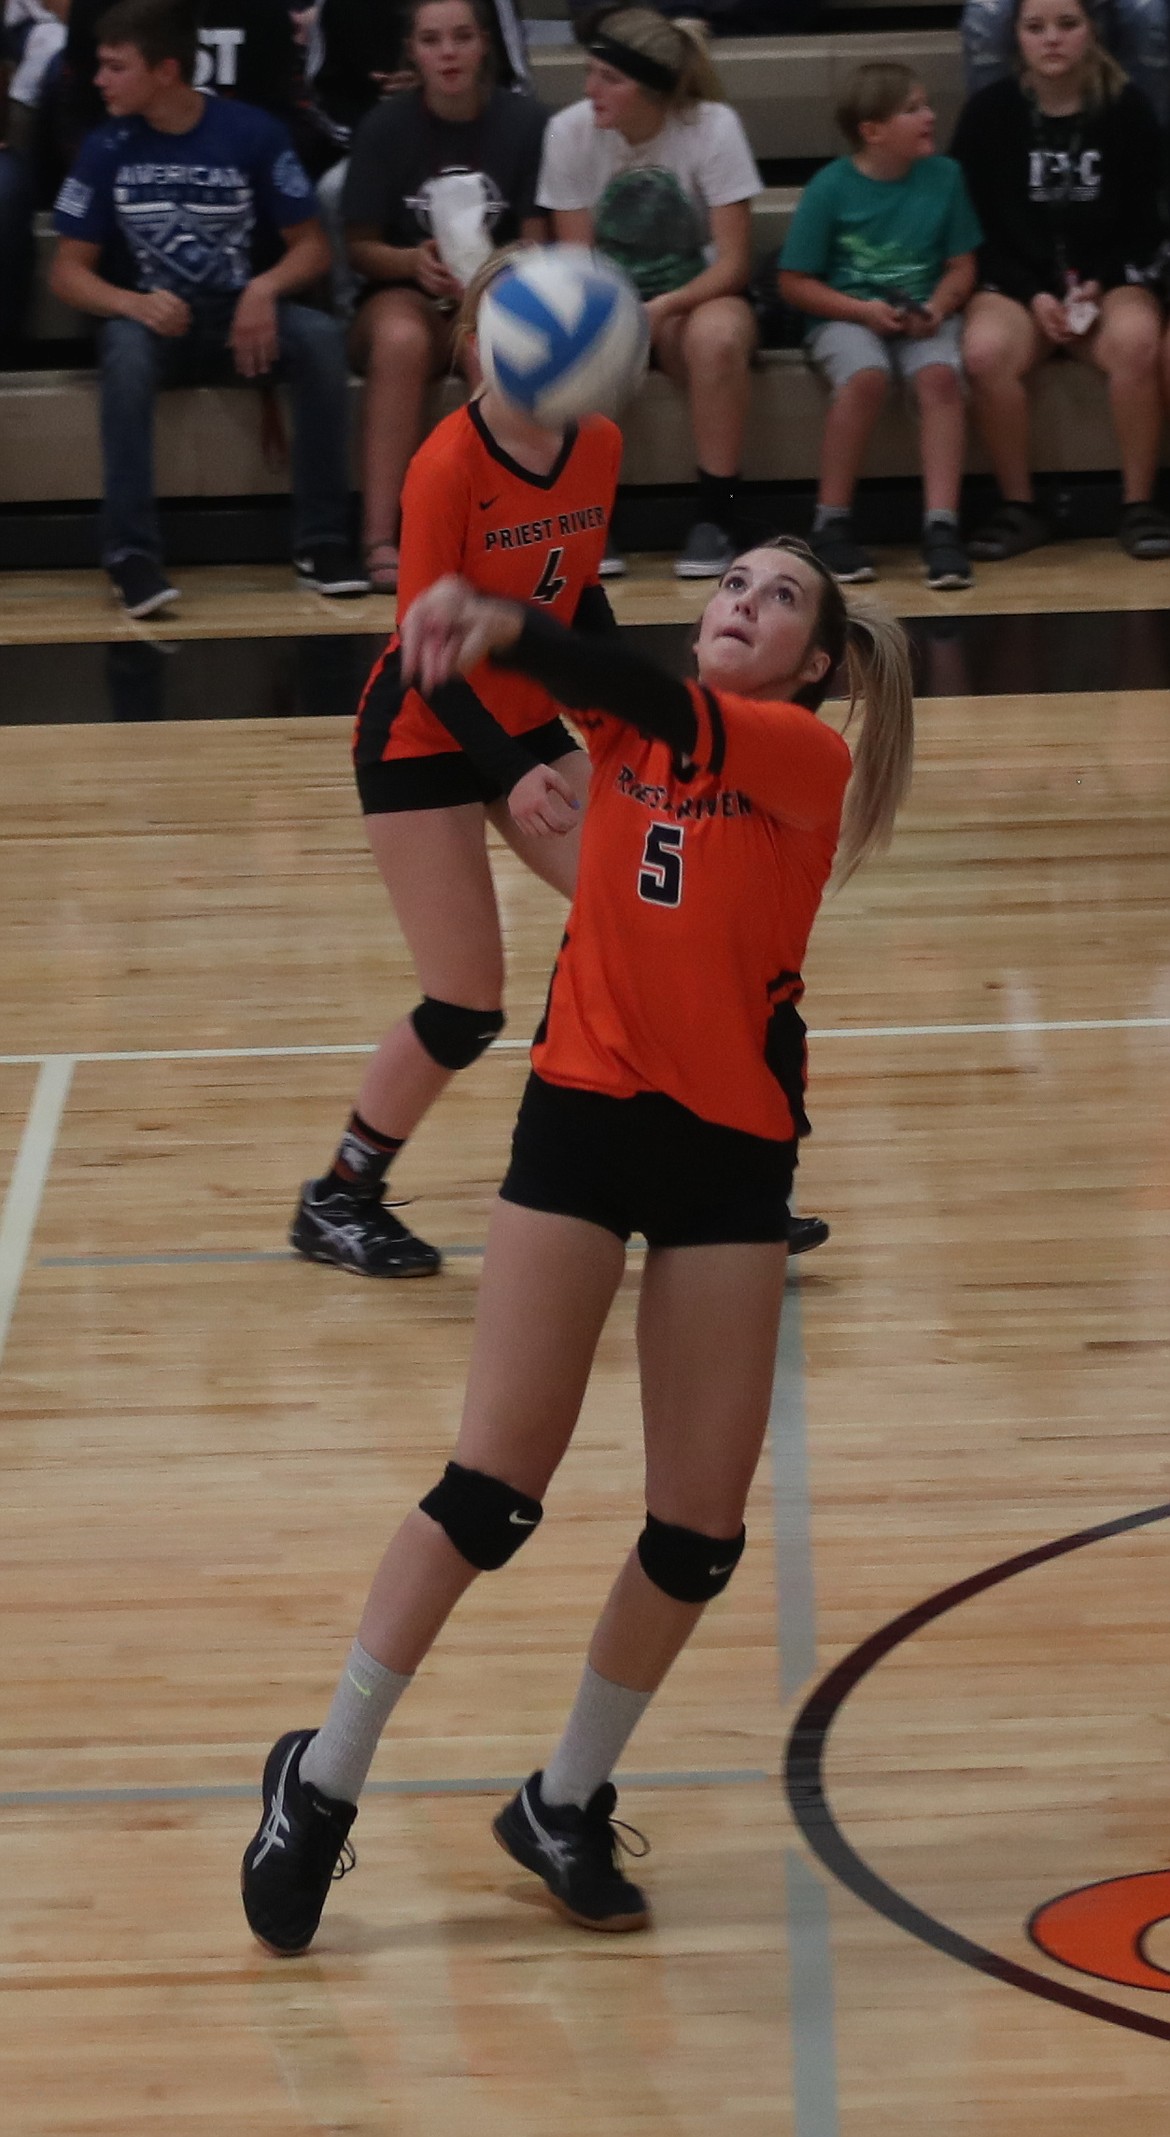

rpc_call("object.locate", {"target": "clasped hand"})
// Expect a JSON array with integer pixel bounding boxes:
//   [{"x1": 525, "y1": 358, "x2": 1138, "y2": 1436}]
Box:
[{"x1": 401, "y1": 579, "x2": 578, "y2": 836}]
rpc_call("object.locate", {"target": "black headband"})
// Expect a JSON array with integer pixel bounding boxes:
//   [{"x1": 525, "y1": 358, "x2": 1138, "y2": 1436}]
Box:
[{"x1": 587, "y1": 32, "x2": 680, "y2": 93}]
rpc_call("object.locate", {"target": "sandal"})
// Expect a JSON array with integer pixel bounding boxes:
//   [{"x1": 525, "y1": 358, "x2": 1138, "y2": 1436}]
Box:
[
  {"x1": 364, "y1": 540, "x2": 399, "y2": 594},
  {"x1": 1118, "y1": 501, "x2": 1170, "y2": 559},
  {"x1": 968, "y1": 501, "x2": 1051, "y2": 562}
]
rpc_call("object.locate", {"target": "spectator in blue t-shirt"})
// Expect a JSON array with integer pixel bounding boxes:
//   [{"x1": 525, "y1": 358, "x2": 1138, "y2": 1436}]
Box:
[
  {"x1": 779, "y1": 61, "x2": 981, "y2": 591},
  {"x1": 50, "y1": 0, "x2": 368, "y2": 617}
]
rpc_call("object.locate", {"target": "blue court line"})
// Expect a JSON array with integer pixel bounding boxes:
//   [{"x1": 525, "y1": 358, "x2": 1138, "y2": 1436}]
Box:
[
  {"x1": 772, "y1": 1251, "x2": 841, "y2": 2137},
  {"x1": 0, "y1": 1768, "x2": 769, "y2": 1810},
  {"x1": 785, "y1": 1850, "x2": 842, "y2": 2137},
  {"x1": 772, "y1": 1265, "x2": 818, "y2": 1704}
]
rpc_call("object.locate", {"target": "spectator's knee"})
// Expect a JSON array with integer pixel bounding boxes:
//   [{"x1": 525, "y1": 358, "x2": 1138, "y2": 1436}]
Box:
[
  {"x1": 835, "y1": 365, "x2": 888, "y2": 410},
  {"x1": 681, "y1": 301, "x2": 753, "y2": 374},
  {"x1": 962, "y1": 327, "x2": 1016, "y2": 384},
  {"x1": 99, "y1": 316, "x2": 155, "y2": 378},
  {"x1": 1100, "y1": 317, "x2": 1161, "y2": 382},
  {"x1": 279, "y1": 301, "x2": 346, "y2": 368},
  {"x1": 913, "y1": 362, "x2": 963, "y2": 407},
  {"x1": 366, "y1": 307, "x2": 433, "y2": 374}
]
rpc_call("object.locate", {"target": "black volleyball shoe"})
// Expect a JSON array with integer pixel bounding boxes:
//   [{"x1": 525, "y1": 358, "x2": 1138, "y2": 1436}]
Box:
[
  {"x1": 493, "y1": 1771, "x2": 650, "y2": 1932},
  {"x1": 290, "y1": 1180, "x2": 441, "y2": 1276},
  {"x1": 241, "y1": 1729, "x2": 357, "y2": 1956},
  {"x1": 788, "y1": 1214, "x2": 830, "y2": 1256}
]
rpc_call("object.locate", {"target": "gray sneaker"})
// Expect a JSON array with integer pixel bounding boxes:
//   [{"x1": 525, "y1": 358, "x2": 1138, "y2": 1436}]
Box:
[
  {"x1": 673, "y1": 520, "x2": 736, "y2": 580},
  {"x1": 808, "y1": 519, "x2": 876, "y2": 585}
]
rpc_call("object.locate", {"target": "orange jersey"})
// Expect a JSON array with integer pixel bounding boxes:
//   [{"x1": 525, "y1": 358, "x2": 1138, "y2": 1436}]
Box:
[
  {"x1": 532, "y1": 682, "x2": 852, "y2": 1143},
  {"x1": 354, "y1": 402, "x2": 622, "y2": 767}
]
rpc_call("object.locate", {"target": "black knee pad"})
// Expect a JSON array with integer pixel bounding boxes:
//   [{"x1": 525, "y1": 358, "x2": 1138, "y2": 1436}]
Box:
[
  {"x1": 411, "y1": 997, "x2": 505, "y2": 1071},
  {"x1": 419, "y1": 1461, "x2": 543, "y2": 1570},
  {"x1": 637, "y1": 1513, "x2": 746, "y2": 1604}
]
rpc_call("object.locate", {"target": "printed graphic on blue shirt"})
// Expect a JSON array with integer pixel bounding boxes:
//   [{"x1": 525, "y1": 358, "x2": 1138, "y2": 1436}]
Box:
[{"x1": 53, "y1": 98, "x2": 314, "y2": 295}]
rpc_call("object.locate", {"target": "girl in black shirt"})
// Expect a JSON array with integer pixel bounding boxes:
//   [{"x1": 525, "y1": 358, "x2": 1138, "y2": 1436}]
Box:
[
  {"x1": 342, "y1": 0, "x2": 547, "y2": 591},
  {"x1": 952, "y1": 0, "x2": 1170, "y2": 560}
]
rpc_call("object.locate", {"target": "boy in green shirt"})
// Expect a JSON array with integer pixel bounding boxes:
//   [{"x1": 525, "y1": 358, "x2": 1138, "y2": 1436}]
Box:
[{"x1": 780, "y1": 61, "x2": 981, "y2": 588}]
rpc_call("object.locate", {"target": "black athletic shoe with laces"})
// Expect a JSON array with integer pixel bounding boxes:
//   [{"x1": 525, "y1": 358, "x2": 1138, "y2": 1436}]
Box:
[
  {"x1": 493, "y1": 1770, "x2": 650, "y2": 1932},
  {"x1": 241, "y1": 1729, "x2": 357, "y2": 1956},
  {"x1": 290, "y1": 1179, "x2": 441, "y2": 1276},
  {"x1": 788, "y1": 1213, "x2": 830, "y2": 1256}
]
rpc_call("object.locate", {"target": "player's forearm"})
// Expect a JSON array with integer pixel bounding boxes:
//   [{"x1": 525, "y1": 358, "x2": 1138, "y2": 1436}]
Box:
[
  {"x1": 495, "y1": 611, "x2": 697, "y2": 759},
  {"x1": 425, "y1": 677, "x2": 539, "y2": 794}
]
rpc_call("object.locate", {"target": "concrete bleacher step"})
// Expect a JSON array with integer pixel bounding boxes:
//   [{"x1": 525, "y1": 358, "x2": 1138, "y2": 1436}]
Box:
[
  {"x1": 0, "y1": 357, "x2": 1133, "y2": 509},
  {"x1": 528, "y1": 27, "x2": 963, "y2": 156}
]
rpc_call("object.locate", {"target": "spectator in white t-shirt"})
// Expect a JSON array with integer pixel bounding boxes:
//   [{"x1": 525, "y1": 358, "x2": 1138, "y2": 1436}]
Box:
[{"x1": 538, "y1": 6, "x2": 762, "y2": 578}]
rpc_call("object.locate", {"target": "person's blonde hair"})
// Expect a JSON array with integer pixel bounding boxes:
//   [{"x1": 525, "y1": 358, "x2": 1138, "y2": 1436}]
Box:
[
  {"x1": 452, "y1": 240, "x2": 535, "y2": 365},
  {"x1": 757, "y1": 537, "x2": 914, "y2": 883},
  {"x1": 582, "y1": 5, "x2": 725, "y2": 111},
  {"x1": 1012, "y1": 0, "x2": 1127, "y2": 104}
]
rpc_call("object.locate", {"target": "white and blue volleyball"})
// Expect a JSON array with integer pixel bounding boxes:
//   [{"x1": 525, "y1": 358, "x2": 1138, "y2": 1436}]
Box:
[{"x1": 477, "y1": 246, "x2": 648, "y2": 425}]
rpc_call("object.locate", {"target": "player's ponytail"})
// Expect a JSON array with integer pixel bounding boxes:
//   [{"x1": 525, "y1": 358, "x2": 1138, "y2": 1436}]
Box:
[
  {"x1": 760, "y1": 536, "x2": 914, "y2": 885},
  {"x1": 833, "y1": 602, "x2": 915, "y2": 883}
]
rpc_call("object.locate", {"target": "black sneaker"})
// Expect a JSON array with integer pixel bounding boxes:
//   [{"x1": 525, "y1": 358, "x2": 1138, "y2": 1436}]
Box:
[
  {"x1": 241, "y1": 1729, "x2": 357, "y2": 1956},
  {"x1": 290, "y1": 1179, "x2": 441, "y2": 1277},
  {"x1": 293, "y1": 544, "x2": 371, "y2": 597},
  {"x1": 788, "y1": 1213, "x2": 830, "y2": 1256},
  {"x1": 108, "y1": 555, "x2": 179, "y2": 619},
  {"x1": 598, "y1": 536, "x2": 627, "y2": 579},
  {"x1": 808, "y1": 519, "x2": 875, "y2": 584},
  {"x1": 921, "y1": 523, "x2": 972, "y2": 591},
  {"x1": 493, "y1": 1770, "x2": 650, "y2": 1932},
  {"x1": 674, "y1": 520, "x2": 736, "y2": 580}
]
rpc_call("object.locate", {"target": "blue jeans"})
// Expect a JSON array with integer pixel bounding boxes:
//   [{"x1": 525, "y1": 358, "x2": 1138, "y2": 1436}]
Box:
[
  {"x1": 961, "y1": 0, "x2": 1170, "y2": 119},
  {"x1": 98, "y1": 297, "x2": 352, "y2": 567},
  {"x1": 0, "y1": 148, "x2": 35, "y2": 347}
]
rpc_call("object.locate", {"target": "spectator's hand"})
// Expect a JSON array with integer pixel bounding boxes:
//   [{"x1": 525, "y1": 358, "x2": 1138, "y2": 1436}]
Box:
[
  {"x1": 642, "y1": 292, "x2": 678, "y2": 332},
  {"x1": 372, "y1": 67, "x2": 417, "y2": 94},
  {"x1": 902, "y1": 299, "x2": 942, "y2": 339},
  {"x1": 1031, "y1": 291, "x2": 1074, "y2": 346},
  {"x1": 132, "y1": 289, "x2": 191, "y2": 338},
  {"x1": 860, "y1": 298, "x2": 906, "y2": 337},
  {"x1": 413, "y1": 239, "x2": 462, "y2": 301},
  {"x1": 507, "y1": 763, "x2": 580, "y2": 837},
  {"x1": 231, "y1": 282, "x2": 279, "y2": 377}
]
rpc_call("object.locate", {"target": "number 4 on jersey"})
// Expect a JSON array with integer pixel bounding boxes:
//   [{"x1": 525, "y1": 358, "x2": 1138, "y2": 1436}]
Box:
[
  {"x1": 532, "y1": 546, "x2": 568, "y2": 603},
  {"x1": 638, "y1": 822, "x2": 685, "y2": 907}
]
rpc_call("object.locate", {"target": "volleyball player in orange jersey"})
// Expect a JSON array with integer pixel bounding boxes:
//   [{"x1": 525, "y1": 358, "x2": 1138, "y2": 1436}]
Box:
[
  {"x1": 243, "y1": 538, "x2": 913, "y2": 1952},
  {"x1": 290, "y1": 252, "x2": 624, "y2": 1279}
]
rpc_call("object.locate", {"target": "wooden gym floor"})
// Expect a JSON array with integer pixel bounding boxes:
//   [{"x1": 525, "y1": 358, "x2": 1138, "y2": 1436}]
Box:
[{"x1": 2, "y1": 540, "x2": 1170, "y2": 2134}]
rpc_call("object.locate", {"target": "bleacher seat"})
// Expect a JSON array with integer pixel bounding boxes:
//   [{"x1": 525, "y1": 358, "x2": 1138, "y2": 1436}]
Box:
[{"x1": 0, "y1": 352, "x2": 1133, "y2": 507}]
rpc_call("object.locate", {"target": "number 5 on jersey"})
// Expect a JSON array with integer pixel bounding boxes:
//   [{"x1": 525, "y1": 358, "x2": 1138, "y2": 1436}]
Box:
[{"x1": 638, "y1": 822, "x2": 685, "y2": 907}]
